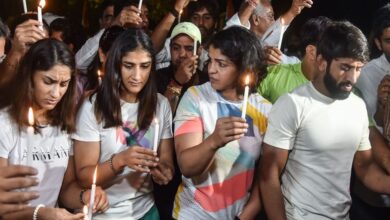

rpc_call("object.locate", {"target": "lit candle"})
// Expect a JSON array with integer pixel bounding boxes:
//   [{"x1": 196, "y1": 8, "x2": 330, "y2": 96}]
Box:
[
  {"x1": 23, "y1": 0, "x2": 27, "y2": 14},
  {"x1": 137, "y1": 0, "x2": 143, "y2": 11},
  {"x1": 277, "y1": 25, "x2": 286, "y2": 50},
  {"x1": 27, "y1": 107, "x2": 34, "y2": 166},
  {"x1": 178, "y1": 9, "x2": 183, "y2": 23},
  {"x1": 37, "y1": 0, "x2": 46, "y2": 31},
  {"x1": 88, "y1": 166, "x2": 97, "y2": 220},
  {"x1": 97, "y1": 70, "x2": 102, "y2": 86},
  {"x1": 241, "y1": 75, "x2": 250, "y2": 119},
  {"x1": 83, "y1": 205, "x2": 88, "y2": 220},
  {"x1": 153, "y1": 118, "x2": 159, "y2": 152}
]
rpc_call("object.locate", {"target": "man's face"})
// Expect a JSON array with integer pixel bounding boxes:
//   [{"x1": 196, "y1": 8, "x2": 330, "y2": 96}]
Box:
[
  {"x1": 190, "y1": 7, "x2": 215, "y2": 40},
  {"x1": 255, "y1": 4, "x2": 275, "y2": 33},
  {"x1": 100, "y1": 5, "x2": 114, "y2": 29},
  {"x1": 170, "y1": 34, "x2": 195, "y2": 68},
  {"x1": 323, "y1": 58, "x2": 364, "y2": 100},
  {"x1": 375, "y1": 27, "x2": 390, "y2": 63}
]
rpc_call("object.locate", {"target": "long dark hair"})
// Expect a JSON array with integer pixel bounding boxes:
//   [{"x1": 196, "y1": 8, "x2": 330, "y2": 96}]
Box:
[
  {"x1": 208, "y1": 26, "x2": 267, "y2": 94},
  {"x1": 8, "y1": 39, "x2": 76, "y2": 133},
  {"x1": 94, "y1": 28, "x2": 157, "y2": 130}
]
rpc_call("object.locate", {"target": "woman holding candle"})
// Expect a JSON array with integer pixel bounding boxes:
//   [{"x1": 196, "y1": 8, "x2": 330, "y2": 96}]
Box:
[
  {"x1": 0, "y1": 39, "x2": 109, "y2": 219},
  {"x1": 73, "y1": 28, "x2": 174, "y2": 220},
  {"x1": 173, "y1": 26, "x2": 272, "y2": 220}
]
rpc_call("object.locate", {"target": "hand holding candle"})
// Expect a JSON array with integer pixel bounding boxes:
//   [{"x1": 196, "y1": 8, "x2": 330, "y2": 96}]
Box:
[
  {"x1": 27, "y1": 107, "x2": 34, "y2": 166},
  {"x1": 37, "y1": 0, "x2": 46, "y2": 31},
  {"x1": 241, "y1": 75, "x2": 250, "y2": 119},
  {"x1": 88, "y1": 166, "x2": 97, "y2": 220}
]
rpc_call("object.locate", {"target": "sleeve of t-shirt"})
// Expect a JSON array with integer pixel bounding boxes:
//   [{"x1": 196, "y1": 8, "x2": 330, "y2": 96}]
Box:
[
  {"x1": 0, "y1": 120, "x2": 15, "y2": 159},
  {"x1": 358, "y1": 108, "x2": 371, "y2": 151},
  {"x1": 159, "y1": 96, "x2": 173, "y2": 139},
  {"x1": 174, "y1": 87, "x2": 203, "y2": 136},
  {"x1": 263, "y1": 93, "x2": 300, "y2": 150},
  {"x1": 224, "y1": 13, "x2": 250, "y2": 29},
  {"x1": 72, "y1": 99, "x2": 100, "y2": 142}
]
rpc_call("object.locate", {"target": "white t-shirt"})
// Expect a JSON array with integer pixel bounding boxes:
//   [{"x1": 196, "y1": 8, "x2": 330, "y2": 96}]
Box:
[
  {"x1": 264, "y1": 82, "x2": 371, "y2": 220},
  {"x1": 173, "y1": 82, "x2": 272, "y2": 219},
  {"x1": 0, "y1": 109, "x2": 71, "y2": 208},
  {"x1": 72, "y1": 94, "x2": 173, "y2": 220}
]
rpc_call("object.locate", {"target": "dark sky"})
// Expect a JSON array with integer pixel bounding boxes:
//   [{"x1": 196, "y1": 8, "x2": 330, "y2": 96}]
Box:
[{"x1": 0, "y1": 0, "x2": 389, "y2": 36}]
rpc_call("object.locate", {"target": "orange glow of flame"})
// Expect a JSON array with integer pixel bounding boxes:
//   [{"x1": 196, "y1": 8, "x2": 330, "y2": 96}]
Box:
[
  {"x1": 39, "y1": 0, "x2": 46, "y2": 8},
  {"x1": 28, "y1": 107, "x2": 34, "y2": 126},
  {"x1": 97, "y1": 70, "x2": 101, "y2": 77},
  {"x1": 245, "y1": 75, "x2": 250, "y2": 85},
  {"x1": 93, "y1": 166, "x2": 97, "y2": 184},
  {"x1": 154, "y1": 117, "x2": 159, "y2": 124}
]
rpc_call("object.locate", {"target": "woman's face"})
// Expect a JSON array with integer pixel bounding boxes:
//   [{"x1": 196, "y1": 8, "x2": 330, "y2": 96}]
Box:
[
  {"x1": 33, "y1": 64, "x2": 72, "y2": 112},
  {"x1": 120, "y1": 47, "x2": 152, "y2": 102},
  {"x1": 207, "y1": 45, "x2": 239, "y2": 93}
]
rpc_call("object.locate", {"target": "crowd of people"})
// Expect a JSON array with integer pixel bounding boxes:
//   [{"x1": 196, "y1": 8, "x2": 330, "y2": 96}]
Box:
[{"x1": 0, "y1": 0, "x2": 389, "y2": 219}]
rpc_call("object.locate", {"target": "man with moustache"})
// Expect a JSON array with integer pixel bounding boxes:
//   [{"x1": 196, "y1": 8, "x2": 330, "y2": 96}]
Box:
[{"x1": 260, "y1": 21, "x2": 390, "y2": 220}]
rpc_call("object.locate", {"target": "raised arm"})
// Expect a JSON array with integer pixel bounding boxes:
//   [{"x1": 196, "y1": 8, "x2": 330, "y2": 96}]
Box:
[
  {"x1": 259, "y1": 143, "x2": 289, "y2": 220},
  {"x1": 0, "y1": 19, "x2": 46, "y2": 88},
  {"x1": 151, "y1": 0, "x2": 191, "y2": 52}
]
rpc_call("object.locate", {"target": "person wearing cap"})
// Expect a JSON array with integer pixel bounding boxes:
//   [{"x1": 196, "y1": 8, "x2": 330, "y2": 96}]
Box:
[{"x1": 155, "y1": 22, "x2": 208, "y2": 115}]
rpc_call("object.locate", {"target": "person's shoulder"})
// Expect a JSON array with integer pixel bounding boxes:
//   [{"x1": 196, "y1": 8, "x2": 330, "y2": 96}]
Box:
[
  {"x1": 251, "y1": 93, "x2": 272, "y2": 107},
  {"x1": 267, "y1": 62, "x2": 299, "y2": 75},
  {"x1": 0, "y1": 108, "x2": 12, "y2": 124}
]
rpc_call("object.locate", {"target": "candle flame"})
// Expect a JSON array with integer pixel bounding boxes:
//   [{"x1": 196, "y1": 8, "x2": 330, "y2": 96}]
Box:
[
  {"x1": 93, "y1": 166, "x2": 97, "y2": 184},
  {"x1": 39, "y1": 0, "x2": 45, "y2": 8},
  {"x1": 28, "y1": 107, "x2": 34, "y2": 126},
  {"x1": 83, "y1": 205, "x2": 88, "y2": 215},
  {"x1": 245, "y1": 75, "x2": 250, "y2": 85},
  {"x1": 154, "y1": 117, "x2": 159, "y2": 124},
  {"x1": 97, "y1": 70, "x2": 101, "y2": 77}
]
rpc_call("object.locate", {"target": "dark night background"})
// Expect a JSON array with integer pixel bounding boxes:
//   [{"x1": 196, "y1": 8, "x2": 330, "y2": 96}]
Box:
[{"x1": 0, "y1": 0, "x2": 389, "y2": 53}]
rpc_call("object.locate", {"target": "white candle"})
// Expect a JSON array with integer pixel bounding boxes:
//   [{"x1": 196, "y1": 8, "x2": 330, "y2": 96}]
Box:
[
  {"x1": 37, "y1": 0, "x2": 45, "y2": 31},
  {"x1": 88, "y1": 166, "x2": 97, "y2": 220},
  {"x1": 241, "y1": 75, "x2": 250, "y2": 119},
  {"x1": 137, "y1": 0, "x2": 143, "y2": 11},
  {"x1": 278, "y1": 25, "x2": 286, "y2": 50},
  {"x1": 178, "y1": 10, "x2": 183, "y2": 23},
  {"x1": 27, "y1": 107, "x2": 34, "y2": 166},
  {"x1": 23, "y1": 0, "x2": 27, "y2": 14},
  {"x1": 83, "y1": 205, "x2": 88, "y2": 220},
  {"x1": 193, "y1": 40, "x2": 197, "y2": 56},
  {"x1": 97, "y1": 70, "x2": 102, "y2": 86},
  {"x1": 153, "y1": 118, "x2": 159, "y2": 152}
]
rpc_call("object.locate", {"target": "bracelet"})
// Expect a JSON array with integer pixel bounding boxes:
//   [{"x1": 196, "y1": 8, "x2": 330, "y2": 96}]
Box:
[
  {"x1": 79, "y1": 189, "x2": 87, "y2": 205},
  {"x1": 33, "y1": 204, "x2": 45, "y2": 220},
  {"x1": 170, "y1": 7, "x2": 180, "y2": 18},
  {"x1": 109, "y1": 154, "x2": 118, "y2": 174}
]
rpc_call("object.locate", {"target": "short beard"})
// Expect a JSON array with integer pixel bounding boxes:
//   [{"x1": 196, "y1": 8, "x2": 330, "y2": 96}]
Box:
[{"x1": 323, "y1": 67, "x2": 351, "y2": 100}]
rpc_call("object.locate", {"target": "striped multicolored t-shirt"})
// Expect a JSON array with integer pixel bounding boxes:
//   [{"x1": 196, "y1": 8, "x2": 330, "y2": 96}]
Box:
[{"x1": 173, "y1": 82, "x2": 272, "y2": 219}]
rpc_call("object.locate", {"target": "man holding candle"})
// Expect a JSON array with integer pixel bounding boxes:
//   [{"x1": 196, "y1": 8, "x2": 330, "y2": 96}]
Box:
[
  {"x1": 155, "y1": 22, "x2": 207, "y2": 114},
  {"x1": 260, "y1": 21, "x2": 390, "y2": 220}
]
